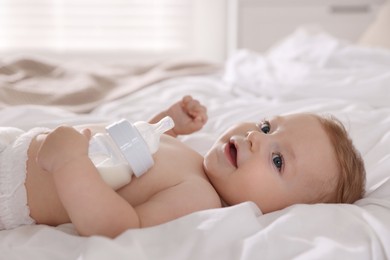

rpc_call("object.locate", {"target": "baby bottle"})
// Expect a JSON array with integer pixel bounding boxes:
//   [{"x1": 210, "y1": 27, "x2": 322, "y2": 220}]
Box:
[{"x1": 88, "y1": 116, "x2": 175, "y2": 190}]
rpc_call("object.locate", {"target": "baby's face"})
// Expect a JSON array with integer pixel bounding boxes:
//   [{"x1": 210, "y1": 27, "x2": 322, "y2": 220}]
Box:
[{"x1": 203, "y1": 113, "x2": 338, "y2": 213}]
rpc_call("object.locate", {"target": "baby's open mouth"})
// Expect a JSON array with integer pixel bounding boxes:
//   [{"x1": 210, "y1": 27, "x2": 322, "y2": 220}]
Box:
[{"x1": 227, "y1": 142, "x2": 238, "y2": 168}]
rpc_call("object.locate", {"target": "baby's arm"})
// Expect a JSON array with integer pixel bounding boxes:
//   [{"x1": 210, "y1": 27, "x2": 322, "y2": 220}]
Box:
[
  {"x1": 36, "y1": 126, "x2": 140, "y2": 237},
  {"x1": 149, "y1": 95, "x2": 208, "y2": 137}
]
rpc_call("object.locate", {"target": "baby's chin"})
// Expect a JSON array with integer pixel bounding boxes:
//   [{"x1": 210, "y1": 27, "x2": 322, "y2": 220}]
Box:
[
  {"x1": 202, "y1": 159, "x2": 213, "y2": 180},
  {"x1": 201, "y1": 159, "x2": 219, "y2": 184},
  {"x1": 202, "y1": 150, "x2": 213, "y2": 171}
]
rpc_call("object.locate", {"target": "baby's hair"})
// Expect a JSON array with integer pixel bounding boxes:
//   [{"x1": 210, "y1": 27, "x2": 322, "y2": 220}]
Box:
[{"x1": 314, "y1": 114, "x2": 366, "y2": 204}]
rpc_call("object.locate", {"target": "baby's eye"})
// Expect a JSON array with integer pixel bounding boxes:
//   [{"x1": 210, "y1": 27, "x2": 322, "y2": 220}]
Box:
[
  {"x1": 272, "y1": 153, "x2": 284, "y2": 172},
  {"x1": 259, "y1": 120, "x2": 271, "y2": 134}
]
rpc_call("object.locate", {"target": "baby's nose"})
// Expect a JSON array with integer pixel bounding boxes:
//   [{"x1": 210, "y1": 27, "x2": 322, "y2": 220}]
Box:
[{"x1": 246, "y1": 130, "x2": 264, "y2": 151}]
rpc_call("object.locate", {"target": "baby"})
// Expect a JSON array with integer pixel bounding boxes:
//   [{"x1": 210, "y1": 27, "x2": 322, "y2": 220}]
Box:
[{"x1": 0, "y1": 96, "x2": 366, "y2": 237}]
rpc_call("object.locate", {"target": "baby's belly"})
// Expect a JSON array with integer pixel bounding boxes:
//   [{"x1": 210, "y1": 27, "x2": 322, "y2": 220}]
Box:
[{"x1": 25, "y1": 134, "x2": 71, "y2": 225}]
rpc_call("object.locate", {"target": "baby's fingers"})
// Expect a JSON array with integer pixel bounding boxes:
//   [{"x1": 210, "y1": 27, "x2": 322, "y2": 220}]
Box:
[
  {"x1": 192, "y1": 108, "x2": 207, "y2": 124},
  {"x1": 81, "y1": 128, "x2": 92, "y2": 140},
  {"x1": 190, "y1": 104, "x2": 207, "y2": 123},
  {"x1": 182, "y1": 96, "x2": 207, "y2": 119}
]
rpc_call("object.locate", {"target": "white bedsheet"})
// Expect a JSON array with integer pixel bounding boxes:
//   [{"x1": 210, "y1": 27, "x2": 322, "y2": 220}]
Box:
[{"x1": 1, "y1": 30, "x2": 390, "y2": 259}]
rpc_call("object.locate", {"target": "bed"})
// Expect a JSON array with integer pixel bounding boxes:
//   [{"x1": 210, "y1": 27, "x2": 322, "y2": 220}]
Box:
[{"x1": 0, "y1": 29, "x2": 389, "y2": 259}]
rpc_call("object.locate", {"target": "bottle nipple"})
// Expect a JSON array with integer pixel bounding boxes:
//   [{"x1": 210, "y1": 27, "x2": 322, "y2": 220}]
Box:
[
  {"x1": 152, "y1": 116, "x2": 175, "y2": 135},
  {"x1": 134, "y1": 116, "x2": 175, "y2": 154}
]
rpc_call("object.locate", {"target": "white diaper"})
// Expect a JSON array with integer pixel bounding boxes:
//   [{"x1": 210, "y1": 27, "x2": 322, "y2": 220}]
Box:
[{"x1": 0, "y1": 127, "x2": 49, "y2": 230}]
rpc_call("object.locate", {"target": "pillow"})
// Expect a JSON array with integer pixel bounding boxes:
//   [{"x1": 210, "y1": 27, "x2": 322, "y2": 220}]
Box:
[{"x1": 359, "y1": 1, "x2": 390, "y2": 49}]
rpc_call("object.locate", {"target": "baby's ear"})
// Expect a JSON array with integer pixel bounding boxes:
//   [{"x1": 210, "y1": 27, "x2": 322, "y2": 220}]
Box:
[{"x1": 81, "y1": 128, "x2": 92, "y2": 140}]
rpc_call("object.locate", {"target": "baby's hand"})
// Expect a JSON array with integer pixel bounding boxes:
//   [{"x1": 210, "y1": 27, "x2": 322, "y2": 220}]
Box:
[
  {"x1": 166, "y1": 95, "x2": 208, "y2": 136},
  {"x1": 36, "y1": 126, "x2": 91, "y2": 173}
]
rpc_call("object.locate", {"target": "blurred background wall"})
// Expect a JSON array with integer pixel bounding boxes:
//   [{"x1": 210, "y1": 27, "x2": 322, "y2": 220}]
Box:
[{"x1": 0, "y1": 0, "x2": 386, "y2": 63}]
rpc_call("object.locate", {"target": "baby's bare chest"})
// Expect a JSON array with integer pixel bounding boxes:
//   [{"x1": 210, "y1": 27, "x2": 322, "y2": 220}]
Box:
[{"x1": 116, "y1": 136, "x2": 208, "y2": 206}]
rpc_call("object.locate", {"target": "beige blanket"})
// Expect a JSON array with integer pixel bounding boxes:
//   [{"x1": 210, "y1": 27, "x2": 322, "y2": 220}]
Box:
[{"x1": 0, "y1": 56, "x2": 220, "y2": 113}]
